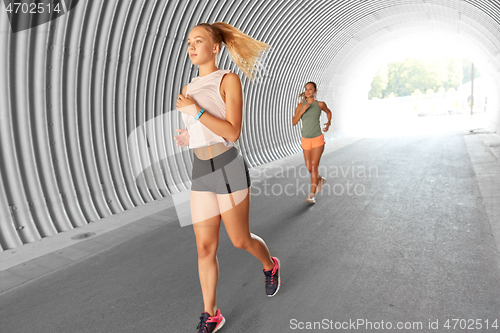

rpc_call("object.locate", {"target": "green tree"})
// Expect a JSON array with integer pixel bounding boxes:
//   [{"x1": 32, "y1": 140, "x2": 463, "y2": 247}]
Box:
[
  {"x1": 385, "y1": 57, "x2": 443, "y2": 97},
  {"x1": 369, "y1": 57, "x2": 480, "y2": 99},
  {"x1": 369, "y1": 65, "x2": 388, "y2": 99}
]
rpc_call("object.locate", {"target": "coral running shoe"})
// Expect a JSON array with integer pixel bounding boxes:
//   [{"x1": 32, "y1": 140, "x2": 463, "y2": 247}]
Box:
[
  {"x1": 263, "y1": 257, "x2": 281, "y2": 297},
  {"x1": 197, "y1": 309, "x2": 225, "y2": 333}
]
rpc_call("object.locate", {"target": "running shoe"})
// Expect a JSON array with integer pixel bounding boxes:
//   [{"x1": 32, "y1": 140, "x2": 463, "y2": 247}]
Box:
[
  {"x1": 197, "y1": 309, "x2": 225, "y2": 333},
  {"x1": 316, "y1": 176, "x2": 326, "y2": 194},
  {"x1": 306, "y1": 193, "x2": 316, "y2": 203},
  {"x1": 263, "y1": 257, "x2": 281, "y2": 297}
]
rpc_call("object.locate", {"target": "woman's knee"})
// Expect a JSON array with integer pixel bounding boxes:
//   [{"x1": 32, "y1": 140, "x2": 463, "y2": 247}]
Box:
[
  {"x1": 231, "y1": 237, "x2": 251, "y2": 250},
  {"x1": 197, "y1": 242, "x2": 218, "y2": 259}
]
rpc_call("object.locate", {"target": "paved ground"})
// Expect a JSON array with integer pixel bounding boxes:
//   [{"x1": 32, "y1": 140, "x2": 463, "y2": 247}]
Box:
[{"x1": 1, "y1": 115, "x2": 500, "y2": 332}]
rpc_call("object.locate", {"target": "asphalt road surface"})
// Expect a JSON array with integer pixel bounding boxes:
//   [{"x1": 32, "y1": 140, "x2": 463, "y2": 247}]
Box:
[{"x1": 1, "y1": 129, "x2": 500, "y2": 332}]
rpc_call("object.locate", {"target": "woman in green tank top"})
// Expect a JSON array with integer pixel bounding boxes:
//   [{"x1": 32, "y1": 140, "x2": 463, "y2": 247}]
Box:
[{"x1": 292, "y1": 82, "x2": 332, "y2": 203}]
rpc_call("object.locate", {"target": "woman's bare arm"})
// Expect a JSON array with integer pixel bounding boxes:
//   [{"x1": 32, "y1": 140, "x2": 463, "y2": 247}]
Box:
[
  {"x1": 177, "y1": 74, "x2": 243, "y2": 143},
  {"x1": 319, "y1": 101, "x2": 332, "y2": 131},
  {"x1": 292, "y1": 103, "x2": 310, "y2": 126}
]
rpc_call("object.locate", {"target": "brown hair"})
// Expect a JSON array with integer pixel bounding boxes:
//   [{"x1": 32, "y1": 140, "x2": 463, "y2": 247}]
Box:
[
  {"x1": 298, "y1": 82, "x2": 317, "y2": 103},
  {"x1": 195, "y1": 22, "x2": 269, "y2": 81}
]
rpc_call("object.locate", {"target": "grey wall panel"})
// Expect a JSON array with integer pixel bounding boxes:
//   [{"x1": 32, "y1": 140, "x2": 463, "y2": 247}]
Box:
[
  {"x1": 101, "y1": 0, "x2": 135, "y2": 211},
  {"x1": 0, "y1": 0, "x2": 499, "y2": 250},
  {"x1": 46, "y1": 4, "x2": 84, "y2": 225},
  {"x1": 11, "y1": 27, "x2": 54, "y2": 238},
  {"x1": 30, "y1": 11, "x2": 73, "y2": 233},
  {"x1": 1, "y1": 17, "x2": 42, "y2": 246},
  {"x1": 115, "y1": 0, "x2": 149, "y2": 204}
]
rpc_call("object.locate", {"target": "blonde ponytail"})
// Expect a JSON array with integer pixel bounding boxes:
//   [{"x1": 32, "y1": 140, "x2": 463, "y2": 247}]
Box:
[
  {"x1": 298, "y1": 92, "x2": 306, "y2": 104},
  {"x1": 196, "y1": 22, "x2": 269, "y2": 81}
]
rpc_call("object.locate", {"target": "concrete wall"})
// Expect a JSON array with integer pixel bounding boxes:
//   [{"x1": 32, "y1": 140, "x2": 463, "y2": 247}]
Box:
[{"x1": 489, "y1": 88, "x2": 500, "y2": 134}]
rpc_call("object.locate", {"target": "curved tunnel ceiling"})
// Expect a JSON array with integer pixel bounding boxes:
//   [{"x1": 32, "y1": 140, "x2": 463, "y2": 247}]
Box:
[{"x1": 0, "y1": 0, "x2": 499, "y2": 250}]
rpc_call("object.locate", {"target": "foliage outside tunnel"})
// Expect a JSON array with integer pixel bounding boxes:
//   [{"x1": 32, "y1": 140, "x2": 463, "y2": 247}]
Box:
[
  {"x1": 368, "y1": 57, "x2": 486, "y2": 116},
  {"x1": 369, "y1": 57, "x2": 481, "y2": 100}
]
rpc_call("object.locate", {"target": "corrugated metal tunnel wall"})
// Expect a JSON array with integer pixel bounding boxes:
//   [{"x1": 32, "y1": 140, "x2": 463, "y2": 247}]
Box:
[{"x1": 1, "y1": 0, "x2": 499, "y2": 250}]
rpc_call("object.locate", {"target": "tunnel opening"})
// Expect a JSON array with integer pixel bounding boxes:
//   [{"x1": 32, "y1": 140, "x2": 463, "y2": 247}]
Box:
[
  {"x1": 356, "y1": 32, "x2": 493, "y2": 138},
  {"x1": 335, "y1": 29, "x2": 500, "y2": 138},
  {"x1": 316, "y1": 3, "x2": 500, "y2": 141}
]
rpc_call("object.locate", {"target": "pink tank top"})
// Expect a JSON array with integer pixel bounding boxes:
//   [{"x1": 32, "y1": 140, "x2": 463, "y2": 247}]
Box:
[{"x1": 182, "y1": 69, "x2": 235, "y2": 149}]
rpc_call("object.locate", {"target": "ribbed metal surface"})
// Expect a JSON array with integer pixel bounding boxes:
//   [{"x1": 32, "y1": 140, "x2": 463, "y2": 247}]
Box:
[{"x1": 0, "y1": 0, "x2": 499, "y2": 250}]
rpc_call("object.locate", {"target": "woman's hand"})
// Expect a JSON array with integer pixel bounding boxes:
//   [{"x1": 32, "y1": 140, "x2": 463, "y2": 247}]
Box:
[
  {"x1": 176, "y1": 94, "x2": 199, "y2": 117},
  {"x1": 323, "y1": 122, "x2": 330, "y2": 132},
  {"x1": 293, "y1": 103, "x2": 310, "y2": 126},
  {"x1": 174, "y1": 129, "x2": 190, "y2": 147}
]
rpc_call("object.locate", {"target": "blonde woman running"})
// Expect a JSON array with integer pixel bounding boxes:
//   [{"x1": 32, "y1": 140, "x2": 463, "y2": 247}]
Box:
[
  {"x1": 292, "y1": 82, "x2": 332, "y2": 203},
  {"x1": 174, "y1": 22, "x2": 280, "y2": 333}
]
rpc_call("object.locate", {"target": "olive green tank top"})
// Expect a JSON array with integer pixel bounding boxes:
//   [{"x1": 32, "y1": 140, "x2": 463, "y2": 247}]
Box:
[{"x1": 300, "y1": 100, "x2": 322, "y2": 138}]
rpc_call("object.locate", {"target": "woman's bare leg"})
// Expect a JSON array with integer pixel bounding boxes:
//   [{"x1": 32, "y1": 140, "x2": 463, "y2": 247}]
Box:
[
  {"x1": 191, "y1": 190, "x2": 222, "y2": 317},
  {"x1": 309, "y1": 145, "x2": 324, "y2": 195},
  {"x1": 217, "y1": 188, "x2": 274, "y2": 270}
]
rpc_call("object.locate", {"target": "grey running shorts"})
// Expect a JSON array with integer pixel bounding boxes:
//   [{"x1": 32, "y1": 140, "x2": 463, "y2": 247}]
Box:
[{"x1": 191, "y1": 147, "x2": 251, "y2": 194}]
